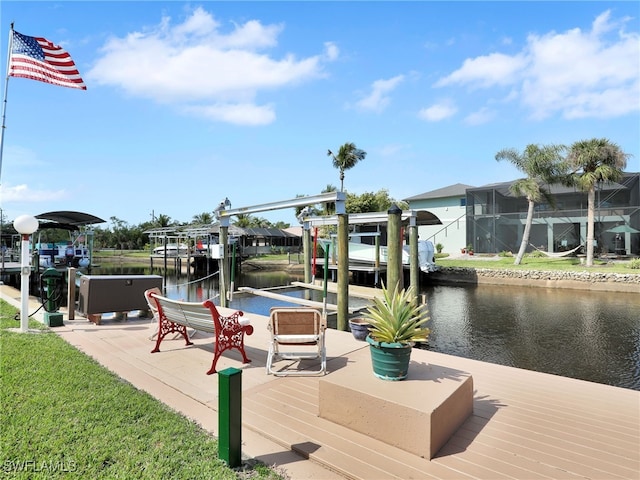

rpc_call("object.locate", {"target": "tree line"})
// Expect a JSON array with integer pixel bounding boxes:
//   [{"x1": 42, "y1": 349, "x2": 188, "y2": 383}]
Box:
[
  {"x1": 23, "y1": 141, "x2": 406, "y2": 251},
  {"x1": 13, "y1": 138, "x2": 628, "y2": 268},
  {"x1": 86, "y1": 185, "x2": 402, "y2": 251}
]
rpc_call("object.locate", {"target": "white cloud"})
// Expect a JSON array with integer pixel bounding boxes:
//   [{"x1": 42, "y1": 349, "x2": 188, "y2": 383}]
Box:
[
  {"x1": 2, "y1": 145, "x2": 43, "y2": 168},
  {"x1": 435, "y1": 52, "x2": 527, "y2": 88},
  {"x1": 87, "y1": 6, "x2": 334, "y2": 125},
  {"x1": 417, "y1": 101, "x2": 457, "y2": 122},
  {"x1": 464, "y1": 107, "x2": 495, "y2": 125},
  {"x1": 378, "y1": 143, "x2": 410, "y2": 157},
  {"x1": 1, "y1": 184, "x2": 68, "y2": 203},
  {"x1": 522, "y1": 11, "x2": 639, "y2": 119},
  {"x1": 435, "y1": 10, "x2": 640, "y2": 120},
  {"x1": 183, "y1": 102, "x2": 276, "y2": 126},
  {"x1": 356, "y1": 75, "x2": 405, "y2": 112},
  {"x1": 324, "y1": 41, "x2": 339, "y2": 61}
]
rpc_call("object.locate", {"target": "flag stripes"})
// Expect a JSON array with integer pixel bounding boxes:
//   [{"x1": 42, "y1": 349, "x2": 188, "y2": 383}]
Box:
[{"x1": 9, "y1": 30, "x2": 86, "y2": 90}]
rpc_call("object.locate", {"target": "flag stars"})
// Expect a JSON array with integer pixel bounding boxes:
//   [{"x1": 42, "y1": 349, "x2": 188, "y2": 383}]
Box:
[{"x1": 12, "y1": 32, "x2": 45, "y2": 61}]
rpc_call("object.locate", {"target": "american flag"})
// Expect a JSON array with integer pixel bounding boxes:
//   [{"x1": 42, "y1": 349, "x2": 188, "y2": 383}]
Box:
[{"x1": 9, "y1": 30, "x2": 86, "y2": 90}]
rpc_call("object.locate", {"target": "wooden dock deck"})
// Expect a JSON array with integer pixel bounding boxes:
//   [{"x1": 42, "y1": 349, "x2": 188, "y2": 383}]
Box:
[
  {"x1": 2, "y1": 284, "x2": 638, "y2": 479},
  {"x1": 243, "y1": 349, "x2": 639, "y2": 479}
]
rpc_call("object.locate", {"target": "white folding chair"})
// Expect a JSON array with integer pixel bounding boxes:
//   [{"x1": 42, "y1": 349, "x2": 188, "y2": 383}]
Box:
[{"x1": 266, "y1": 307, "x2": 326, "y2": 376}]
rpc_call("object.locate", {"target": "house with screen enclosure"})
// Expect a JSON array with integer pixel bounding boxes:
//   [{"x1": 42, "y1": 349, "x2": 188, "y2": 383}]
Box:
[{"x1": 405, "y1": 172, "x2": 639, "y2": 256}]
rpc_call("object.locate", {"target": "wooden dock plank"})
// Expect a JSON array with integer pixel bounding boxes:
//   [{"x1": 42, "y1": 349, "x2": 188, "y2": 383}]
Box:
[
  {"x1": 441, "y1": 434, "x2": 587, "y2": 479},
  {"x1": 485, "y1": 412, "x2": 639, "y2": 458},
  {"x1": 457, "y1": 416, "x2": 638, "y2": 479}
]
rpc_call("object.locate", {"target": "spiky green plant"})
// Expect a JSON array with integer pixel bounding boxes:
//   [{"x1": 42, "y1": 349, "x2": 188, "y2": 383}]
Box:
[{"x1": 363, "y1": 283, "x2": 430, "y2": 344}]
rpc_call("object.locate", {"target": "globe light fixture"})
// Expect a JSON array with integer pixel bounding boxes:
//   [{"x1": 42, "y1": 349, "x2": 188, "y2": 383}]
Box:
[{"x1": 13, "y1": 214, "x2": 39, "y2": 332}]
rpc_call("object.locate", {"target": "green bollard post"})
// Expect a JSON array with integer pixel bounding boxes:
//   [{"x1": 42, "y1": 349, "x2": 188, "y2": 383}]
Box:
[{"x1": 218, "y1": 367, "x2": 242, "y2": 467}]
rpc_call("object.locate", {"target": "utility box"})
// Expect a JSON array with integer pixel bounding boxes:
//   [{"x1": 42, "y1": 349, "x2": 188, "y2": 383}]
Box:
[
  {"x1": 78, "y1": 275, "x2": 163, "y2": 316},
  {"x1": 210, "y1": 244, "x2": 225, "y2": 259}
]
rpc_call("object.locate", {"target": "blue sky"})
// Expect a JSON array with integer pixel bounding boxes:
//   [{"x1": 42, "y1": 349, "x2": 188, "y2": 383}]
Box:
[{"x1": 1, "y1": 1, "x2": 638, "y2": 228}]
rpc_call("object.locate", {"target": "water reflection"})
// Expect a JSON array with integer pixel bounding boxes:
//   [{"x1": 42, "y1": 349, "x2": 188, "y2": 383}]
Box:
[
  {"x1": 91, "y1": 265, "x2": 640, "y2": 390},
  {"x1": 421, "y1": 284, "x2": 640, "y2": 391}
]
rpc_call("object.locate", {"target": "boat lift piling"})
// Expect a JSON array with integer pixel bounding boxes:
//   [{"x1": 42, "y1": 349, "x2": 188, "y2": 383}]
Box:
[
  {"x1": 337, "y1": 213, "x2": 349, "y2": 331},
  {"x1": 386, "y1": 204, "x2": 403, "y2": 294}
]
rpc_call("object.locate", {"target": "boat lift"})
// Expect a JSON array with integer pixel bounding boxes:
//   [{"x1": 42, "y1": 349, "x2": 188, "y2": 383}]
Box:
[
  {"x1": 214, "y1": 193, "x2": 440, "y2": 331},
  {"x1": 307, "y1": 210, "x2": 441, "y2": 286},
  {"x1": 215, "y1": 192, "x2": 351, "y2": 328}
]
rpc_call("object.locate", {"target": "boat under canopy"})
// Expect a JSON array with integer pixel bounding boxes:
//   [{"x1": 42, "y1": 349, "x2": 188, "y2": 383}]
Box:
[
  {"x1": 35, "y1": 211, "x2": 105, "y2": 268},
  {"x1": 319, "y1": 238, "x2": 437, "y2": 273},
  {"x1": 309, "y1": 209, "x2": 441, "y2": 274}
]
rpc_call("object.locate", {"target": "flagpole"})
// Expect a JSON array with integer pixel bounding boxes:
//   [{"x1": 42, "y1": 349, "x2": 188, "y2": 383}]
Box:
[
  {"x1": 0, "y1": 22, "x2": 15, "y2": 185},
  {"x1": 0, "y1": 23, "x2": 13, "y2": 266}
]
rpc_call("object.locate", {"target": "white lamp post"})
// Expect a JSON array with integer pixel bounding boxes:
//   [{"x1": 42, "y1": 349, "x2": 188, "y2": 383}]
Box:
[{"x1": 13, "y1": 214, "x2": 39, "y2": 332}]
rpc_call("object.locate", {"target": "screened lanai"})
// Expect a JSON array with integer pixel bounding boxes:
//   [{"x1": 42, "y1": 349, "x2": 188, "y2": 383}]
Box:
[{"x1": 464, "y1": 172, "x2": 640, "y2": 255}]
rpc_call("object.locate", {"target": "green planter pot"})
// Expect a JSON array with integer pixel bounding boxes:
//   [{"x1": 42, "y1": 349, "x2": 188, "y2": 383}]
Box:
[{"x1": 366, "y1": 335, "x2": 412, "y2": 381}]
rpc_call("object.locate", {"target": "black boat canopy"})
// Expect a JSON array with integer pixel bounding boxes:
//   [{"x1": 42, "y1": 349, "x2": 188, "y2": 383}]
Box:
[{"x1": 36, "y1": 211, "x2": 106, "y2": 231}]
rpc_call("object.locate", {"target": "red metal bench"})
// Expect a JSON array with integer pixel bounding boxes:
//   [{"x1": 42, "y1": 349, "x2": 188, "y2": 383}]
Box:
[{"x1": 145, "y1": 289, "x2": 253, "y2": 375}]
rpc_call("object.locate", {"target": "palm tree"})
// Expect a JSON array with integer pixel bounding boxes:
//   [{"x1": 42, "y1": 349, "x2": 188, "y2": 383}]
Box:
[
  {"x1": 249, "y1": 216, "x2": 272, "y2": 228},
  {"x1": 327, "y1": 142, "x2": 366, "y2": 192},
  {"x1": 495, "y1": 144, "x2": 567, "y2": 265},
  {"x1": 192, "y1": 212, "x2": 214, "y2": 224},
  {"x1": 233, "y1": 214, "x2": 252, "y2": 228},
  {"x1": 154, "y1": 214, "x2": 172, "y2": 228},
  {"x1": 567, "y1": 138, "x2": 630, "y2": 266}
]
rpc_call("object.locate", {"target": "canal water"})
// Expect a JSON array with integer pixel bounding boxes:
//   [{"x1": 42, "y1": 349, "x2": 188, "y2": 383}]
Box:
[{"x1": 93, "y1": 265, "x2": 640, "y2": 391}]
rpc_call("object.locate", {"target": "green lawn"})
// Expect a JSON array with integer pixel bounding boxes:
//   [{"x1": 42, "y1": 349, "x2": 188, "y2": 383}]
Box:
[
  {"x1": 94, "y1": 249, "x2": 150, "y2": 259},
  {"x1": 94, "y1": 249, "x2": 640, "y2": 274},
  {"x1": 0, "y1": 303, "x2": 281, "y2": 480},
  {"x1": 435, "y1": 254, "x2": 640, "y2": 274}
]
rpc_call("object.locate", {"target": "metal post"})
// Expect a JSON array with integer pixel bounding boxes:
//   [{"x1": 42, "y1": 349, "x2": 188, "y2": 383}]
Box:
[
  {"x1": 19, "y1": 234, "x2": 31, "y2": 332},
  {"x1": 67, "y1": 267, "x2": 76, "y2": 320},
  {"x1": 387, "y1": 204, "x2": 402, "y2": 293},
  {"x1": 409, "y1": 217, "x2": 419, "y2": 304},
  {"x1": 229, "y1": 243, "x2": 236, "y2": 301},
  {"x1": 337, "y1": 213, "x2": 349, "y2": 331},
  {"x1": 219, "y1": 222, "x2": 228, "y2": 308},
  {"x1": 323, "y1": 245, "x2": 329, "y2": 319},
  {"x1": 374, "y1": 233, "x2": 380, "y2": 287},
  {"x1": 312, "y1": 226, "x2": 317, "y2": 283},
  {"x1": 14, "y1": 215, "x2": 39, "y2": 333},
  {"x1": 218, "y1": 367, "x2": 242, "y2": 468},
  {"x1": 303, "y1": 223, "x2": 311, "y2": 284}
]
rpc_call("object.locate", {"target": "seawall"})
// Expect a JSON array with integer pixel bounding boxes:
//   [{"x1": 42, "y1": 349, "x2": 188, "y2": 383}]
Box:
[{"x1": 429, "y1": 267, "x2": 640, "y2": 293}]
